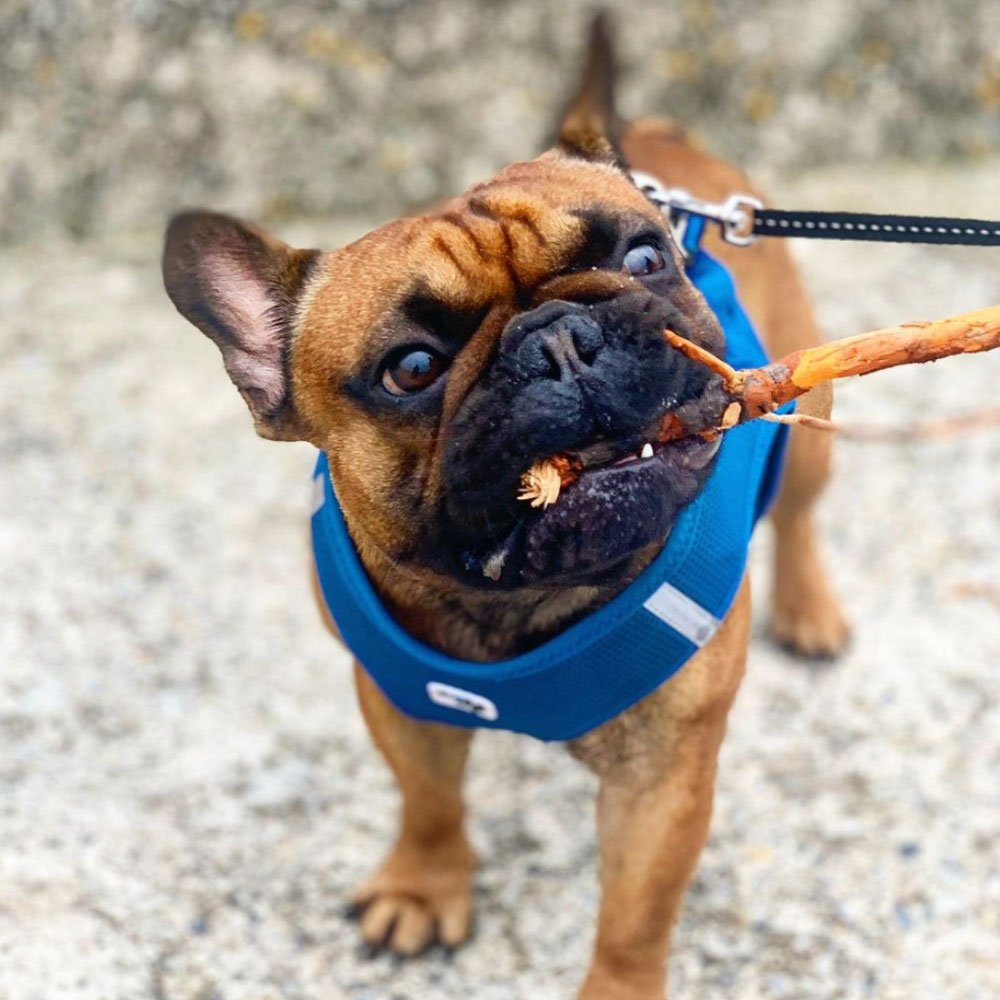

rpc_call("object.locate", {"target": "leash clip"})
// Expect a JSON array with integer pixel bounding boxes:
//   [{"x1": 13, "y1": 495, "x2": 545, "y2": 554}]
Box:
[{"x1": 631, "y1": 171, "x2": 763, "y2": 249}]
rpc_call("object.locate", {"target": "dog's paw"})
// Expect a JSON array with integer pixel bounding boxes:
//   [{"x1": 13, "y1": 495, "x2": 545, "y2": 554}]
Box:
[
  {"x1": 770, "y1": 575, "x2": 850, "y2": 660},
  {"x1": 348, "y1": 838, "x2": 476, "y2": 957}
]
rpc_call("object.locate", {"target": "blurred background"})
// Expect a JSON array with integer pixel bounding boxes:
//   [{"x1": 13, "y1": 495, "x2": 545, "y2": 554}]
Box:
[
  {"x1": 1, "y1": 2, "x2": 998, "y2": 999},
  {"x1": 3, "y1": 0, "x2": 1000, "y2": 245}
]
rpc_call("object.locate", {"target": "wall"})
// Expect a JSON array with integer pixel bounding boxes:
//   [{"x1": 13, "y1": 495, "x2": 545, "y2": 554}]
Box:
[{"x1": 2, "y1": 0, "x2": 997, "y2": 244}]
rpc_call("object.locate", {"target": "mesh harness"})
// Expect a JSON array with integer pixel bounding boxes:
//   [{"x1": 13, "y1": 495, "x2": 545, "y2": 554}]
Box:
[{"x1": 310, "y1": 217, "x2": 791, "y2": 741}]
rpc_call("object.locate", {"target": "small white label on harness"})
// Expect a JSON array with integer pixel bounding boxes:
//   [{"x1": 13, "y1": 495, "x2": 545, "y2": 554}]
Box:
[
  {"x1": 426, "y1": 682, "x2": 499, "y2": 721},
  {"x1": 311, "y1": 473, "x2": 326, "y2": 515},
  {"x1": 643, "y1": 582, "x2": 721, "y2": 647}
]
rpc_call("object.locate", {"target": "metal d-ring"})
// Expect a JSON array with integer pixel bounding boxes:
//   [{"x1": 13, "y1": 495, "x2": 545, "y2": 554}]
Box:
[{"x1": 630, "y1": 171, "x2": 763, "y2": 250}]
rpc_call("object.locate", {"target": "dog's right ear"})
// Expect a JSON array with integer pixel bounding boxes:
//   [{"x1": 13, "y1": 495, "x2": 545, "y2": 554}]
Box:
[
  {"x1": 162, "y1": 211, "x2": 319, "y2": 441},
  {"x1": 555, "y1": 12, "x2": 625, "y2": 168}
]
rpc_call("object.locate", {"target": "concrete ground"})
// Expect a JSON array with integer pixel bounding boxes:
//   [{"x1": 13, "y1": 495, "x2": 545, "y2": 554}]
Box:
[{"x1": 1, "y1": 163, "x2": 998, "y2": 1000}]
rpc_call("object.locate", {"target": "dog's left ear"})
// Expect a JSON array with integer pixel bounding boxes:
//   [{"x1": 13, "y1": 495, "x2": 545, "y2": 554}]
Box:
[
  {"x1": 556, "y1": 13, "x2": 626, "y2": 168},
  {"x1": 162, "y1": 211, "x2": 319, "y2": 441}
]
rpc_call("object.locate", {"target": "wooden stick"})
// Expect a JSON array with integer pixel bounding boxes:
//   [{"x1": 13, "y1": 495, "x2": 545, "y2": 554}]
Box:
[
  {"x1": 666, "y1": 305, "x2": 1000, "y2": 426},
  {"x1": 662, "y1": 328, "x2": 739, "y2": 384},
  {"x1": 517, "y1": 304, "x2": 1000, "y2": 506},
  {"x1": 760, "y1": 412, "x2": 839, "y2": 433}
]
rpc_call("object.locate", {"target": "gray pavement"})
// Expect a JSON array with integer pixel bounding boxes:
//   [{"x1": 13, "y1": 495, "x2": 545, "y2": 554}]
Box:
[{"x1": 1, "y1": 163, "x2": 998, "y2": 999}]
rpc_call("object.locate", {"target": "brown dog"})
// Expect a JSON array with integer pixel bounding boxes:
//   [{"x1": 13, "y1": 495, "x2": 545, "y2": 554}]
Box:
[{"x1": 163, "y1": 17, "x2": 848, "y2": 999}]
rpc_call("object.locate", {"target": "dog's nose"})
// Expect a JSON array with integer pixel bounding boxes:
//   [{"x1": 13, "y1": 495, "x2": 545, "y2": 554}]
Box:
[{"x1": 505, "y1": 303, "x2": 605, "y2": 381}]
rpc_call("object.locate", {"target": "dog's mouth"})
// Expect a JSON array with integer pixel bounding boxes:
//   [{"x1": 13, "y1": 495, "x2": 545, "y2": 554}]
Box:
[
  {"x1": 572, "y1": 428, "x2": 715, "y2": 473},
  {"x1": 464, "y1": 424, "x2": 721, "y2": 588},
  {"x1": 576, "y1": 429, "x2": 720, "y2": 476},
  {"x1": 440, "y1": 290, "x2": 727, "y2": 589}
]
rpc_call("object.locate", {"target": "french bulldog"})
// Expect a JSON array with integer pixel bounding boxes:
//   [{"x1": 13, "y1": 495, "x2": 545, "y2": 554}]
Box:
[{"x1": 162, "y1": 15, "x2": 848, "y2": 999}]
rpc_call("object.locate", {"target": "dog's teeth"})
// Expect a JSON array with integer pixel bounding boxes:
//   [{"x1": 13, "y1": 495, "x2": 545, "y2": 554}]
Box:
[{"x1": 640, "y1": 442, "x2": 654, "y2": 459}]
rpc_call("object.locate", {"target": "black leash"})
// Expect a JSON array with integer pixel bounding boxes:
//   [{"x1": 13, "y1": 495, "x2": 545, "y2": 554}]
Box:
[
  {"x1": 629, "y1": 170, "x2": 1000, "y2": 250},
  {"x1": 752, "y1": 208, "x2": 1000, "y2": 247}
]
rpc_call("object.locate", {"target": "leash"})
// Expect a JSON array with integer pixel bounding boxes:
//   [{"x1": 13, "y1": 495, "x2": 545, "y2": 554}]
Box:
[
  {"x1": 630, "y1": 169, "x2": 1000, "y2": 448},
  {"x1": 630, "y1": 171, "x2": 1000, "y2": 252}
]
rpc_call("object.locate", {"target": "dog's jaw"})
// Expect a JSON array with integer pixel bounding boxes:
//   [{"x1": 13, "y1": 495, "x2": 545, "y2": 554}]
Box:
[
  {"x1": 435, "y1": 288, "x2": 724, "y2": 592},
  {"x1": 505, "y1": 433, "x2": 722, "y2": 584}
]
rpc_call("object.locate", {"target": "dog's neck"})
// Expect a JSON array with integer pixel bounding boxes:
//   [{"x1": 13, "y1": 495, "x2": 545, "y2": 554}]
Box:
[{"x1": 357, "y1": 541, "x2": 653, "y2": 662}]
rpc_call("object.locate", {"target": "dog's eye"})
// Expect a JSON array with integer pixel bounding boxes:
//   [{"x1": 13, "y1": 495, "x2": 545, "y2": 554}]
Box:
[
  {"x1": 382, "y1": 347, "x2": 447, "y2": 395},
  {"x1": 623, "y1": 243, "x2": 666, "y2": 276}
]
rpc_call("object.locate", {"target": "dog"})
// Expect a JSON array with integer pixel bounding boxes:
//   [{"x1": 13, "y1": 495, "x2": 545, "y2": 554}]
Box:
[{"x1": 162, "y1": 15, "x2": 849, "y2": 999}]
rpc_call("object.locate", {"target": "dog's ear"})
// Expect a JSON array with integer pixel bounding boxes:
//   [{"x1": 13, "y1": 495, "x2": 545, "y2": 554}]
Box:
[
  {"x1": 162, "y1": 211, "x2": 319, "y2": 441},
  {"x1": 555, "y1": 13, "x2": 625, "y2": 168}
]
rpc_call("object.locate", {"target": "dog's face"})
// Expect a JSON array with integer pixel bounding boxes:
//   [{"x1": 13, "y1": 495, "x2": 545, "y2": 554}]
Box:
[{"x1": 163, "y1": 144, "x2": 725, "y2": 599}]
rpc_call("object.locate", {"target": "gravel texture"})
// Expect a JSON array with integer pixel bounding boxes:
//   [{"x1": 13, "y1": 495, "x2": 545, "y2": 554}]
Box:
[
  {"x1": 1, "y1": 163, "x2": 998, "y2": 999},
  {"x1": 3, "y1": 0, "x2": 1000, "y2": 245}
]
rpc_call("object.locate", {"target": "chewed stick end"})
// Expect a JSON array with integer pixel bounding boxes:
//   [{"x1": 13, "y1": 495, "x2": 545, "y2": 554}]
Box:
[
  {"x1": 517, "y1": 455, "x2": 582, "y2": 508},
  {"x1": 517, "y1": 461, "x2": 564, "y2": 508}
]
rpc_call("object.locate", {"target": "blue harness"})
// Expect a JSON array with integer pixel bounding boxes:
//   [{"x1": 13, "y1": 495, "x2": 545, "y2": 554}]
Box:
[{"x1": 311, "y1": 219, "x2": 790, "y2": 741}]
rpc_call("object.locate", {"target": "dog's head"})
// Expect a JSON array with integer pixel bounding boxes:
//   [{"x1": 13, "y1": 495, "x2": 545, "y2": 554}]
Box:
[{"x1": 162, "y1": 34, "x2": 725, "y2": 608}]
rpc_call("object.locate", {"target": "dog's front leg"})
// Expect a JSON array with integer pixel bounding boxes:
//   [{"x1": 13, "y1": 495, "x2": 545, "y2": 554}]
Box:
[
  {"x1": 571, "y1": 580, "x2": 750, "y2": 1000},
  {"x1": 350, "y1": 663, "x2": 476, "y2": 955}
]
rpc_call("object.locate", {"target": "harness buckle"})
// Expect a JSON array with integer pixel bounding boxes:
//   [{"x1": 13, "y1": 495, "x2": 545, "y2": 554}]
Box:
[{"x1": 630, "y1": 171, "x2": 763, "y2": 250}]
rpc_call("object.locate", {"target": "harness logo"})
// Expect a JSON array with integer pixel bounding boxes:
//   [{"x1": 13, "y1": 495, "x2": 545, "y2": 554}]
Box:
[
  {"x1": 643, "y1": 581, "x2": 721, "y2": 647},
  {"x1": 426, "y1": 682, "x2": 499, "y2": 721}
]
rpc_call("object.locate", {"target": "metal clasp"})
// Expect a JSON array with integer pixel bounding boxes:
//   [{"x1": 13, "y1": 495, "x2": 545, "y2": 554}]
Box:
[{"x1": 630, "y1": 171, "x2": 762, "y2": 250}]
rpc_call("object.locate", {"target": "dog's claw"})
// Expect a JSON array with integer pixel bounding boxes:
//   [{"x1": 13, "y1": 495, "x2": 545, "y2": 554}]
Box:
[
  {"x1": 357, "y1": 940, "x2": 385, "y2": 961},
  {"x1": 351, "y1": 888, "x2": 467, "y2": 959},
  {"x1": 348, "y1": 834, "x2": 476, "y2": 958}
]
